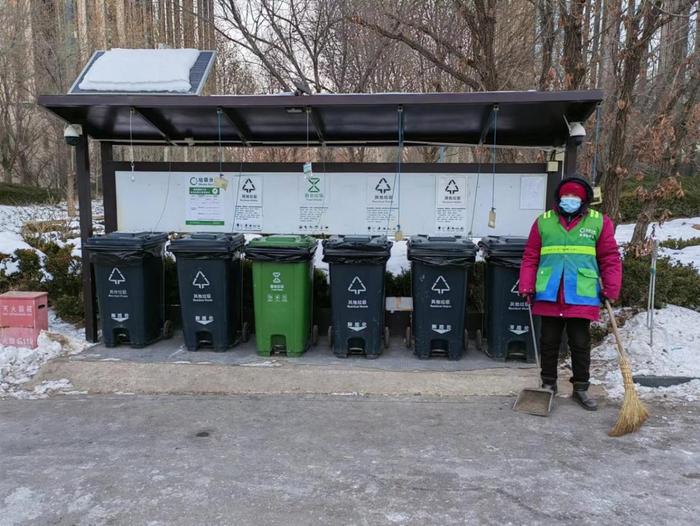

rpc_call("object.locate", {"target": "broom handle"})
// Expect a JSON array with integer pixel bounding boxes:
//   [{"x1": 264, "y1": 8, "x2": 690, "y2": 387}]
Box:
[
  {"x1": 604, "y1": 298, "x2": 629, "y2": 362},
  {"x1": 527, "y1": 302, "x2": 541, "y2": 371}
]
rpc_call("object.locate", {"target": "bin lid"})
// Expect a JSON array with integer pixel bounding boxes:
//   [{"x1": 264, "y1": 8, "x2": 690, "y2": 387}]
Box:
[
  {"x1": 169, "y1": 232, "x2": 245, "y2": 254},
  {"x1": 322, "y1": 235, "x2": 392, "y2": 262},
  {"x1": 478, "y1": 236, "x2": 527, "y2": 259},
  {"x1": 407, "y1": 236, "x2": 477, "y2": 266},
  {"x1": 84, "y1": 231, "x2": 168, "y2": 252},
  {"x1": 245, "y1": 235, "x2": 317, "y2": 261}
]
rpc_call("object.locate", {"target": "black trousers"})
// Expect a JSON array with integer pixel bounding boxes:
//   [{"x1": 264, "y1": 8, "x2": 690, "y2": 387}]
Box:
[{"x1": 539, "y1": 316, "x2": 591, "y2": 385}]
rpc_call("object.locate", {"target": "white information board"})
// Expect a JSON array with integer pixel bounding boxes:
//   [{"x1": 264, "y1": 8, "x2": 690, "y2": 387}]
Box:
[{"x1": 115, "y1": 170, "x2": 547, "y2": 236}]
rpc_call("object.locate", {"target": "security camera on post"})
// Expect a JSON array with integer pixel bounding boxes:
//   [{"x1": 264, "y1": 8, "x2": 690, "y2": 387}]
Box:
[{"x1": 63, "y1": 124, "x2": 83, "y2": 146}]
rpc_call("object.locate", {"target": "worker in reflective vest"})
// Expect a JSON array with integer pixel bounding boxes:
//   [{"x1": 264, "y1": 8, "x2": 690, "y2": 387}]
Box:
[{"x1": 519, "y1": 177, "x2": 622, "y2": 411}]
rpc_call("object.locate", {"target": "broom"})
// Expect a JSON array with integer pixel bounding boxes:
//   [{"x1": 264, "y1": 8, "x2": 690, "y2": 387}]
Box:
[{"x1": 603, "y1": 298, "x2": 649, "y2": 437}]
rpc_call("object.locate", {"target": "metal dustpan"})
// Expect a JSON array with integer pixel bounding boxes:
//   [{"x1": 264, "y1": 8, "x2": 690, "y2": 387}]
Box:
[
  {"x1": 513, "y1": 387, "x2": 554, "y2": 416},
  {"x1": 513, "y1": 304, "x2": 554, "y2": 417}
]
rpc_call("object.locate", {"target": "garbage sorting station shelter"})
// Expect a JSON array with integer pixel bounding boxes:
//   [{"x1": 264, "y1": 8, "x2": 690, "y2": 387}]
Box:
[{"x1": 38, "y1": 89, "x2": 602, "y2": 343}]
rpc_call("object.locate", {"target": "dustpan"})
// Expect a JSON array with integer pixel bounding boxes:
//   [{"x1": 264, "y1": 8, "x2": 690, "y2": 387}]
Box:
[{"x1": 513, "y1": 303, "x2": 553, "y2": 416}]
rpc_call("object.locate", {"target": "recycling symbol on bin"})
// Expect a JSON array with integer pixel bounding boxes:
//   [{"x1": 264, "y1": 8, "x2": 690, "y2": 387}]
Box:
[
  {"x1": 108, "y1": 267, "x2": 126, "y2": 285},
  {"x1": 348, "y1": 276, "x2": 367, "y2": 295},
  {"x1": 445, "y1": 179, "x2": 459, "y2": 194},
  {"x1": 431, "y1": 275, "x2": 450, "y2": 294},
  {"x1": 510, "y1": 279, "x2": 520, "y2": 294},
  {"x1": 242, "y1": 178, "x2": 256, "y2": 193},
  {"x1": 192, "y1": 271, "x2": 210, "y2": 289},
  {"x1": 272, "y1": 272, "x2": 282, "y2": 284}
]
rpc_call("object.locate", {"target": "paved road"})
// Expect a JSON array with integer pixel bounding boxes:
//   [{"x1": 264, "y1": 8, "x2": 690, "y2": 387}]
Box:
[{"x1": 1, "y1": 395, "x2": 698, "y2": 526}]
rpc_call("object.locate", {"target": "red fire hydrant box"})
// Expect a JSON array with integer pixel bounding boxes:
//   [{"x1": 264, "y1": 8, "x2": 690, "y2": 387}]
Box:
[{"x1": 0, "y1": 291, "x2": 49, "y2": 330}]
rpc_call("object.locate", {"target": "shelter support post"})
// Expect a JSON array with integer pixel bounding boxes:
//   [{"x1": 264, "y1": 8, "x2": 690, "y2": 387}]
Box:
[
  {"x1": 563, "y1": 137, "x2": 578, "y2": 179},
  {"x1": 101, "y1": 142, "x2": 117, "y2": 233},
  {"x1": 76, "y1": 135, "x2": 98, "y2": 342}
]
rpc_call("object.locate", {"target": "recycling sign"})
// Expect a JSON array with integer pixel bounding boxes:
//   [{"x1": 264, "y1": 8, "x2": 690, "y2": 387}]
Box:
[
  {"x1": 109, "y1": 268, "x2": 126, "y2": 284},
  {"x1": 348, "y1": 276, "x2": 367, "y2": 295},
  {"x1": 192, "y1": 270, "x2": 210, "y2": 289},
  {"x1": 431, "y1": 275, "x2": 450, "y2": 294}
]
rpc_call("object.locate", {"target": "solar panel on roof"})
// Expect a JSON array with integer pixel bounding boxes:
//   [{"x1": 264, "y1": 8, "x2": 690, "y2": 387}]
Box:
[{"x1": 68, "y1": 49, "x2": 216, "y2": 95}]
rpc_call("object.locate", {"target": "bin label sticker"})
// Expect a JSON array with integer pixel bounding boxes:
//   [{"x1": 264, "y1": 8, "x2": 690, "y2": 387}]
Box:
[
  {"x1": 435, "y1": 175, "x2": 467, "y2": 234},
  {"x1": 186, "y1": 175, "x2": 225, "y2": 226},
  {"x1": 110, "y1": 313, "x2": 129, "y2": 323},
  {"x1": 347, "y1": 322, "x2": 367, "y2": 332},
  {"x1": 267, "y1": 293, "x2": 288, "y2": 303},
  {"x1": 431, "y1": 323, "x2": 452, "y2": 334},
  {"x1": 234, "y1": 175, "x2": 264, "y2": 232},
  {"x1": 109, "y1": 268, "x2": 126, "y2": 285},
  {"x1": 348, "y1": 276, "x2": 367, "y2": 295},
  {"x1": 194, "y1": 293, "x2": 212, "y2": 303},
  {"x1": 509, "y1": 324, "x2": 529, "y2": 335},
  {"x1": 193, "y1": 271, "x2": 210, "y2": 289},
  {"x1": 431, "y1": 276, "x2": 450, "y2": 294},
  {"x1": 270, "y1": 272, "x2": 284, "y2": 290},
  {"x1": 347, "y1": 299, "x2": 368, "y2": 309},
  {"x1": 430, "y1": 298, "x2": 452, "y2": 308},
  {"x1": 195, "y1": 315, "x2": 214, "y2": 325}
]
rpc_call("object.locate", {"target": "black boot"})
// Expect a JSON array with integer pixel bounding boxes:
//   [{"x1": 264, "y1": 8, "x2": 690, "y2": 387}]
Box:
[
  {"x1": 572, "y1": 382, "x2": 597, "y2": 411},
  {"x1": 541, "y1": 377, "x2": 558, "y2": 394}
]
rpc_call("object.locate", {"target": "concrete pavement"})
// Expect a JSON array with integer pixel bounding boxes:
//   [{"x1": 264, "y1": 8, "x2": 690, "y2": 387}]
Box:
[{"x1": 1, "y1": 394, "x2": 698, "y2": 525}]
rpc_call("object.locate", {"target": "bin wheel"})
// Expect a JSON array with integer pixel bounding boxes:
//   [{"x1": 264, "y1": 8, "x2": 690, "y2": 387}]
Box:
[
  {"x1": 327, "y1": 326, "x2": 333, "y2": 348},
  {"x1": 404, "y1": 326, "x2": 412, "y2": 349},
  {"x1": 475, "y1": 329, "x2": 483, "y2": 351},
  {"x1": 241, "y1": 322, "x2": 250, "y2": 343},
  {"x1": 312, "y1": 324, "x2": 319, "y2": 346},
  {"x1": 384, "y1": 326, "x2": 390, "y2": 349},
  {"x1": 162, "y1": 320, "x2": 174, "y2": 340}
]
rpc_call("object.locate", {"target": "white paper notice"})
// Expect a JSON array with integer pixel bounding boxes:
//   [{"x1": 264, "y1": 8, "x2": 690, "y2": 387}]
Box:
[
  {"x1": 185, "y1": 175, "x2": 225, "y2": 226},
  {"x1": 520, "y1": 175, "x2": 546, "y2": 210},
  {"x1": 297, "y1": 172, "x2": 329, "y2": 233},
  {"x1": 365, "y1": 175, "x2": 398, "y2": 234},
  {"x1": 434, "y1": 175, "x2": 467, "y2": 234},
  {"x1": 234, "y1": 175, "x2": 263, "y2": 231}
]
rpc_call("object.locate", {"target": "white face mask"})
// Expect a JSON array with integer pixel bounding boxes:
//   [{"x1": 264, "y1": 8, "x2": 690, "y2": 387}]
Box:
[{"x1": 560, "y1": 196, "x2": 582, "y2": 213}]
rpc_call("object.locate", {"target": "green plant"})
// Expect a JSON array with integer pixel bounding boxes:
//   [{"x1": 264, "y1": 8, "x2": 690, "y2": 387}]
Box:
[
  {"x1": 619, "y1": 174, "x2": 700, "y2": 223},
  {"x1": 0, "y1": 182, "x2": 61, "y2": 205},
  {"x1": 385, "y1": 269, "x2": 411, "y2": 296},
  {"x1": 619, "y1": 254, "x2": 700, "y2": 311},
  {"x1": 659, "y1": 237, "x2": 700, "y2": 250}
]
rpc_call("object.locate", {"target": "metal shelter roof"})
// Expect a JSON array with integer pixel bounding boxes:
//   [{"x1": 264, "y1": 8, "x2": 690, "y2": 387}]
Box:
[{"x1": 37, "y1": 90, "x2": 602, "y2": 148}]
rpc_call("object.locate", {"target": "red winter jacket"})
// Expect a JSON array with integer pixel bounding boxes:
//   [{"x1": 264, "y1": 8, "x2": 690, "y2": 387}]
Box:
[{"x1": 518, "y1": 209, "x2": 622, "y2": 321}]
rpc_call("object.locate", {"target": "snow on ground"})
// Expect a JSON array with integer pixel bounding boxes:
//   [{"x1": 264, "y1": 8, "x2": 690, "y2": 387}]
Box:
[
  {"x1": 0, "y1": 310, "x2": 88, "y2": 399},
  {"x1": 615, "y1": 216, "x2": 700, "y2": 272},
  {"x1": 590, "y1": 305, "x2": 700, "y2": 401},
  {"x1": 615, "y1": 216, "x2": 700, "y2": 244}
]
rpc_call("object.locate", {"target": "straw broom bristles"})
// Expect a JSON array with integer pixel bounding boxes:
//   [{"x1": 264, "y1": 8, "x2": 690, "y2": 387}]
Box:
[{"x1": 604, "y1": 299, "x2": 649, "y2": 437}]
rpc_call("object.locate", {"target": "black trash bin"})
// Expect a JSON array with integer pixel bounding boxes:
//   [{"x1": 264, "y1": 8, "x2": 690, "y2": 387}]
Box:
[
  {"x1": 323, "y1": 235, "x2": 392, "y2": 358},
  {"x1": 479, "y1": 236, "x2": 537, "y2": 362},
  {"x1": 407, "y1": 236, "x2": 476, "y2": 360},
  {"x1": 169, "y1": 233, "x2": 246, "y2": 351},
  {"x1": 85, "y1": 231, "x2": 170, "y2": 348}
]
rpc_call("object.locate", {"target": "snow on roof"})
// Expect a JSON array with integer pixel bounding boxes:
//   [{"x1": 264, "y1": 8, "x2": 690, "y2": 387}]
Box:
[{"x1": 77, "y1": 48, "x2": 200, "y2": 93}]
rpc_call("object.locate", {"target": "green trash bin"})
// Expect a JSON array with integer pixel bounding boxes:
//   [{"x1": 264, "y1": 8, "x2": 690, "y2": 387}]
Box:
[{"x1": 245, "y1": 235, "x2": 317, "y2": 357}]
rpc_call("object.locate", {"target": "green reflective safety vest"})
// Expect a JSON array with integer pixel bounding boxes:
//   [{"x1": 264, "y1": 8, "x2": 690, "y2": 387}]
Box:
[{"x1": 535, "y1": 209, "x2": 603, "y2": 306}]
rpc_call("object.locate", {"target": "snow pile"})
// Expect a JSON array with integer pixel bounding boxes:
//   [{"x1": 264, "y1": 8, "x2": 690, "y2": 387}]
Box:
[
  {"x1": 616, "y1": 216, "x2": 700, "y2": 272},
  {"x1": 591, "y1": 305, "x2": 700, "y2": 401},
  {"x1": 615, "y1": 217, "x2": 700, "y2": 244},
  {"x1": 78, "y1": 48, "x2": 200, "y2": 92},
  {"x1": 0, "y1": 310, "x2": 88, "y2": 399}
]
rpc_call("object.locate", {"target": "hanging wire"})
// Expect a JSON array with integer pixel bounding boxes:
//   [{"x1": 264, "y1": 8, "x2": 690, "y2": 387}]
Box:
[
  {"x1": 490, "y1": 105, "x2": 498, "y2": 211},
  {"x1": 217, "y1": 107, "x2": 224, "y2": 176},
  {"x1": 129, "y1": 108, "x2": 135, "y2": 179},
  {"x1": 591, "y1": 103, "x2": 602, "y2": 184},
  {"x1": 468, "y1": 146, "x2": 483, "y2": 236},
  {"x1": 386, "y1": 106, "x2": 403, "y2": 236}
]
